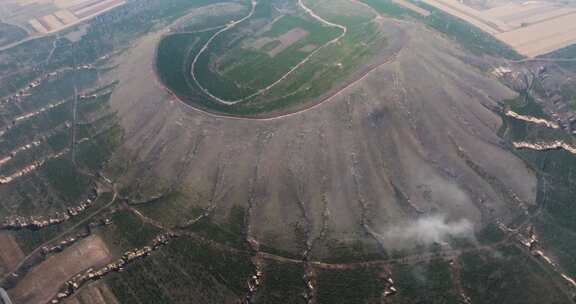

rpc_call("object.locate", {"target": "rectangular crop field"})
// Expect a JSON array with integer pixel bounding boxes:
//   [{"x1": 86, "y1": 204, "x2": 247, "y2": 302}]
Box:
[
  {"x1": 0, "y1": 232, "x2": 25, "y2": 274},
  {"x1": 195, "y1": 11, "x2": 342, "y2": 100},
  {"x1": 3, "y1": 0, "x2": 126, "y2": 35},
  {"x1": 7, "y1": 236, "x2": 112, "y2": 304},
  {"x1": 415, "y1": 0, "x2": 576, "y2": 57}
]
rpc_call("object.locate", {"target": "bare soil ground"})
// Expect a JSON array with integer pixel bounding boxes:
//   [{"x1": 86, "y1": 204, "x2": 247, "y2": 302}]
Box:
[
  {"x1": 249, "y1": 27, "x2": 310, "y2": 57},
  {"x1": 418, "y1": 0, "x2": 576, "y2": 57},
  {"x1": 8, "y1": 236, "x2": 112, "y2": 304},
  {"x1": 0, "y1": 0, "x2": 126, "y2": 48},
  {"x1": 0, "y1": 232, "x2": 25, "y2": 275},
  {"x1": 495, "y1": 12, "x2": 576, "y2": 57},
  {"x1": 299, "y1": 44, "x2": 317, "y2": 52},
  {"x1": 268, "y1": 28, "x2": 309, "y2": 57},
  {"x1": 107, "y1": 9, "x2": 536, "y2": 258}
]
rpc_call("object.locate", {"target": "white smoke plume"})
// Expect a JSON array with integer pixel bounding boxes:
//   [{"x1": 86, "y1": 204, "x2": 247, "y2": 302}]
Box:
[{"x1": 378, "y1": 215, "x2": 475, "y2": 250}]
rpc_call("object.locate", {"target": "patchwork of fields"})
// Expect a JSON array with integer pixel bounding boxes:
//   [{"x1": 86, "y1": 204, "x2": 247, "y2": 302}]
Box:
[
  {"x1": 415, "y1": 0, "x2": 576, "y2": 57},
  {"x1": 195, "y1": 12, "x2": 342, "y2": 101},
  {"x1": 8, "y1": 236, "x2": 112, "y2": 304},
  {"x1": 0, "y1": 0, "x2": 126, "y2": 37},
  {"x1": 157, "y1": 0, "x2": 392, "y2": 116}
]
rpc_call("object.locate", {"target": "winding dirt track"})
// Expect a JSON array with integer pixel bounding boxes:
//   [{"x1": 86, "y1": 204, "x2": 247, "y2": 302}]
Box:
[
  {"x1": 167, "y1": 49, "x2": 400, "y2": 121},
  {"x1": 190, "y1": 0, "x2": 347, "y2": 105},
  {"x1": 159, "y1": 4, "x2": 403, "y2": 121}
]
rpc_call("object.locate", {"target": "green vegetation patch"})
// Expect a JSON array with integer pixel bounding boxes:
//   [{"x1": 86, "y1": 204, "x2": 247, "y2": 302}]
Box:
[
  {"x1": 316, "y1": 266, "x2": 387, "y2": 304},
  {"x1": 136, "y1": 192, "x2": 202, "y2": 227},
  {"x1": 0, "y1": 102, "x2": 72, "y2": 154},
  {"x1": 544, "y1": 44, "x2": 576, "y2": 70},
  {"x1": 391, "y1": 260, "x2": 460, "y2": 304},
  {"x1": 106, "y1": 235, "x2": 254, "y2": 303},
  {"x1": 254, "y1": 261, "x2": 307, "y2": 304},
  {"x1": 13, "y1": 191, "x2": 114, "y2": 254},
  {"x1": 534, "y1": 215, "x2": 576, "y2": 277},
  {"x1": 156, "y1": 32, "x2": 215, "y2": 101},
  {"x1": 320, "y1": 237, "x2": 386, "y2": 264},
  {"x1": 0, "y1": 23, "x2": 27, "y2": 47},
  {"x1": 476, "y1": 223, "x2": 505, "y2": 245},
  {"x1": 137, "y1": 193, "x2": 247, "y2": 248},
  {"x1": 195, "y1": 12, "x2": 341, "y2": 100},
  {"x1": 100, "y1": 210, "x2": 162, "y2": 252},
  {"x1": 40, "y1": 157, "x2": 92, "y2": 202},
  {"x1": 76, "y1": 124, "x2": 123, "y2": 171},
  {"x1": 156, "y1": 0, "x2": 386, "y2": 116},
  {"x1": 459, "y1": 246, "x2": 569, "y2": 304},
  {"x1": 14, "y1": 224, "x2": 63, "y2": 255},
  {"x1": 169, "y1": 237, "x2": 254, "y2": 294},
  {"x1": 184, "y1": 210, "x2": 247, "y2": 248},
  {"x1": 499, "y1": 88, "x2": 576, "y2": 279}
]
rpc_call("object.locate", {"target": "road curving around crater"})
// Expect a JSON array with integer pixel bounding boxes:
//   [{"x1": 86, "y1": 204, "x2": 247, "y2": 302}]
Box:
[
  {"x1": 157, "y1": 0, "x2": 405, "y2": 120},
  {"x1": 190, "y1": 0, "x2": 348, "y2": 105}
]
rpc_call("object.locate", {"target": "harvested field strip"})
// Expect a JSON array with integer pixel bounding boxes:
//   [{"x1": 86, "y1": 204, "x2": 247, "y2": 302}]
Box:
[
  {"x1": 419, "y1": 0, "x2": 508, "y2": 34},
  {"x1": 37, "y1": 18, "x2": 53, "y2": 33},
  {"x1": 0, "y1": 232, "x2": 25, "y2": 273},
  {"x1": 7, "y1": 236, "x2": 112, "y2": 304},
  {"x1": 70, "y1": 0, "x2": 106, "y2": 12},
  {"x1": 54, "y1": 10, "x2": 79, "y2": 24},
  {"x1": 28, "y1": 19, "x2": 48, "y2": 34},
  {"x1": 496, "y1": 13, "x2": 576, "y2": 46},
  {"x1": 499, "y1": 7, "x2": 574, "y2": 25},
  {"x1": 42, "y1": 14, "x2": 65, "y2": 31},
  {"x1": 484, "y1": 3, "x2": 547, "y2": 18},
  {"x1": 414, "y1": 0, "x2": 576, "y2": 57},
  {"x1": 73, "y1": 0, "x2": 126, "y2": 19},
  {"x1": 516, "y1": 9, "x2": 576, "y2": 27},
  {"x1": 506, "y1": 23, "x2": 576, "y2": 58}
]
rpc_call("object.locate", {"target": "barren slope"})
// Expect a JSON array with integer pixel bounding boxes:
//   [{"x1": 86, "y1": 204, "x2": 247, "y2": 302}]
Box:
[{"x1": 108, "y1": 15, "x2": 536, "y2": 258}]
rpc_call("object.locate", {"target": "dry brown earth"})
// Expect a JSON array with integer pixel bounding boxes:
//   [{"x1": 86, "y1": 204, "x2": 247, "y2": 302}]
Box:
[
  {"x1": 269, "y1": 27, "x2": 309, "y2": 57},
  {"x1": 0, "y1": 232, "x2": 25, "y2": 275},
  {"x1": 64, "y1": 282, "x2": 119, "y2": 304},
  {"x1": 8, "y1": 236, "x2": 112, "y2": 304},
  {"x1": 417, "y1": 0, "x2": 576, "y2": 57},
  {"x1": 495, "y1": 12, "x2": 576, "y2": 57},
  {"x1": 105, "y1": 7, "x2": 536, "y2": 259}
]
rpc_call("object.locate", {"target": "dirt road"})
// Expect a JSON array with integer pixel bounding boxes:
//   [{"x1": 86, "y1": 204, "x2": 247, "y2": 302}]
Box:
[{"x1": 190, "y1": 0, "x2": 348, "y2": 105}]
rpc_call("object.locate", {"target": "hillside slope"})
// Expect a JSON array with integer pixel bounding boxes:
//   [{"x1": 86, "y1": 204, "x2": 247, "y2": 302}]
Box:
[{"x1": 109, "y1": 12, "x2": 535, "y2": 258}]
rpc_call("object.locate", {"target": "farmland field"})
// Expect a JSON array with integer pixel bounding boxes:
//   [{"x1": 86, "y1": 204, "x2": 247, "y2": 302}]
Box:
[
  {"x1": 156, "y1": 0, "x2": 390, "y2": 117},
  {"x1": 194, "y1": 12, "x2": 342, "y2": 101},
  {"x1": 0, "y1": 0, "x2": 127, "y2": 50},
  {"x1": 0, "y1": 233, "x2": 24, "y2": 276},
  {"x1": 411, "y1": 0, "x2": 576, "y2": 57},
  {"x1": 7, "y1": 236, "x2": 112, "y2": 304}
]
